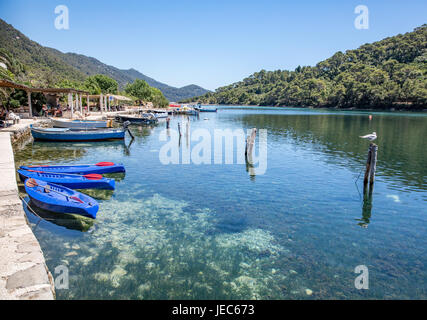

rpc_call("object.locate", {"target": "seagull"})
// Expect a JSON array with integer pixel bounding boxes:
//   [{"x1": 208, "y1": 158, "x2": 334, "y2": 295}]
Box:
[{"x1": 360, "y1": 132, "x2": 377, "y2": 141}]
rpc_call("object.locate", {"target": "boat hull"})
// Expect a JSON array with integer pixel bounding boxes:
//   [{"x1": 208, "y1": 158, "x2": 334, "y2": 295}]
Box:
[
  {"x1": 18, "y1": 169, "x2": 115, "y2": 190},
  {"x1": 20, "y1": 163, "x2": 126, "y2": 175},
  {"x1": 25, "y1": 179, "x2": 99, "y2": 219},
  {"x1": 152, "y1": 112, "x2": 168, "y2": 119},
  {"x1": 51, "y1": 118, "x2": 108, "y2": 129},
  {"x1": 198, "y1": 109, "x2": 217, "y2": 112},
  {"x1": 115, "y1": 115, "x2": 158, "y2": 124},
  {"x1": 31, "y1": 125, "x2": 125, "y2": 142}
]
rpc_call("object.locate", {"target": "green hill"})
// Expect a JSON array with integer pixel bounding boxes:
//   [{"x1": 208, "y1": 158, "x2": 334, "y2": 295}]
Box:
[
  {"x1": 186, "y1": 25, "x2": 427, "y2": 110},
  {"x1": 0, "y1": 18, "x2": 209, "y2": 101}
]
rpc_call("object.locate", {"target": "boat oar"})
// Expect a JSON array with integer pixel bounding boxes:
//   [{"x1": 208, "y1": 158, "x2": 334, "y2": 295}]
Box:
[{"x1": 26, "y1": 170, "x2": 104, "y2": 181}]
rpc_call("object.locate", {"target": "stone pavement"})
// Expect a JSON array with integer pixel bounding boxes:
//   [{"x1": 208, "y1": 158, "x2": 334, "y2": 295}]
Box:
[{"x1": 0, "y1": 132, "x2": 55, "y2": 300}]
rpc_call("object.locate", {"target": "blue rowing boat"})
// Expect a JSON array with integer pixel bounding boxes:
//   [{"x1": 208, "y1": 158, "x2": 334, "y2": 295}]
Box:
[
  {"x1": 20, "y1": 162, "x2": 126, "y2": 175},
  {"x1": 18, "y1": 169, "x2": 115, "y2": 190},
  {"x1": 24, "y1": 178, "x2": 99, "y2": 219},
  {"x1": 30, "y1": 125, "x2": 125, "y2": 142}
]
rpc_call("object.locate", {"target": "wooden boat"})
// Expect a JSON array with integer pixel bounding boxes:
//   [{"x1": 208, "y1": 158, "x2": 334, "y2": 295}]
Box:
[
  {"x1": 30, "y1": 125, "x2": 125, "y2": 142},
  {"x1": 24, "y1": 178, "x2": 99, "y2": 219},
  {"x1": 20, "y1": 162, "x2": 126, "y2": 175},
  {"x1": 18, "y1": 169, "x2": 115, "y2": 190},
  {"x1": 51, "y1": 118, "x2": 108, "y2": 129}
]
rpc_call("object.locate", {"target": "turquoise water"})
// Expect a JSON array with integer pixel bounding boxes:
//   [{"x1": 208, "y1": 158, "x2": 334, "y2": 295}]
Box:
[{"x1": 14, "y1": 107, "x2": 427, "y2": 299}]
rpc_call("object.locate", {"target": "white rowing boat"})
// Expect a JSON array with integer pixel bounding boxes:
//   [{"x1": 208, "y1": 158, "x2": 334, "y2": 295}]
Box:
[{"x1": 51, "y1": 118, "x2": 108, "y2": 129}]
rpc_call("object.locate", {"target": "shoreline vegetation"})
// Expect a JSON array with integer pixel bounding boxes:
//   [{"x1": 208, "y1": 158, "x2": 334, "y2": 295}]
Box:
[
  {"x1": 186, "y1": 103, "x2": 427, "y2": 112},
  {"x1": 182, "y1": 25, "x2": 427, "y2": 111}
]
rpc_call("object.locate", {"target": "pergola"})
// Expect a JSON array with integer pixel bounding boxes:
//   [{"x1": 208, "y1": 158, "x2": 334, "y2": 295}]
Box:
[
  {"x1": 0, "y1": 79, "x2": 89, "y2": 118},
  {"x1": 88, "y1": 94, "x2": 132, "y2": 113}
]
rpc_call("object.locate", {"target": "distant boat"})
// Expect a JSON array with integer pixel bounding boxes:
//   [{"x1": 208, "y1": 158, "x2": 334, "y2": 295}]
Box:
[
  {"x1": 154, "y1": 112, "x2": 168, "y2": 119},
  {"x1": 51, "y1": 118, "x2": 108, "y2": 129},
  {"x1": 30, "y1": 125, "x2": 126, "y2": 142},
  {"x1": 173, "y1": 105, "x2": 199, "y2": 115},
  {"x1": 115, "y1": 114, "x2": 158, "y2": 124},
  {"x1": 18, "y1": 169, "x2": 115, "y2": 190},
  {"x1": 24, "y1": 178, "x2": 99, "y2": 219},
  {"x1": 20, "y1": 162, "x2": 126, "y2": 175},
  {"x1": 194, "y1": 106, "x2": 217, "y2": 112}
]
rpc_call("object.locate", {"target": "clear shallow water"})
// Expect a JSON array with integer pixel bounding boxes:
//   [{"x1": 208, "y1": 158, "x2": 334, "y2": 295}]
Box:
[{"x1": 14, "y1": 107, "x2": 427, "y2": 299}]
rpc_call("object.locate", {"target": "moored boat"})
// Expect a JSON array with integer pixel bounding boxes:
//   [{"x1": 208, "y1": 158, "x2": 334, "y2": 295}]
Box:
[
  {"x1": 24, "y1": 178, "x2": 99, "y2": 219},
  {"x1": 20, "y1": 162, "x2": 126, "y2": 175},
  {"x1": 154, "y1": 112, "x2": 168, "y2": 119},
  {"x1": 173, "y1": 105, "x2": 199, "y2": 115},
  {"x1": 115, "y1": 114, "x2": 158, "y2": 124},
  {"x1": 51, "y1": 118, "x2": 108, "y2": 129},
  {"x1": 194, "y1": 106, "x2": 217, "y2": 112},
  {"x1": 30, "y1": 125, "x2": 126, "y2": 142},
  {"x1": 18, "y1": 169, "x2": 115, "y2": 190}
]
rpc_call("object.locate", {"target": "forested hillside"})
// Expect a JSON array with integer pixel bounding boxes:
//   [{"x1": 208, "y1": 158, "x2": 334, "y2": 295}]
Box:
[
  {"x1": 0, "y1": 18, "x2": 209, "y2": 101},
  {"x1": 185, "y1": 25, "x2": 427, "y2": 109}
]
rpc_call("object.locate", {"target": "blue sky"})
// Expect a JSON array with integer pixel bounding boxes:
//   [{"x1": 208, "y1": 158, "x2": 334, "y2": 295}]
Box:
[{"x1": 0, "y1": 0, "x2": 426, "y2": 90}]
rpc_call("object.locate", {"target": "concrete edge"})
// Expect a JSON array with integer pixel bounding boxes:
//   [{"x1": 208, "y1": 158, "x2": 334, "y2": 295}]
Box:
[{"x1": 0, "y1": 132, "x2": 55, "y2": 300}]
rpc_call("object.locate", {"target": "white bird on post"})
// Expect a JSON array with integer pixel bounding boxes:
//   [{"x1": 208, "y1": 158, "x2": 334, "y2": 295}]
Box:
[{"x1": 360, "y1": 132, "x2": 377, "y2": 142}]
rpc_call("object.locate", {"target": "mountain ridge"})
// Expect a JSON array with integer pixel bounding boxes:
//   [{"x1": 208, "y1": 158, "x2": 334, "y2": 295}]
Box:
[{"x1": 0, "y1": 18, "x2": 209, "y2": 101}]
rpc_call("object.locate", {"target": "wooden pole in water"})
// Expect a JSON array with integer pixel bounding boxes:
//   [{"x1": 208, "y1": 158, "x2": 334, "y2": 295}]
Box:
[
  {"x1": 363, "y1": 145, "x2": 372, "y2": 186},
  {"x1": 369, "y1": 144, "x2": 378, "y2": 187},
  {"x1": 178, "y1": 123, "x2": 181, "y2": 136},
  {"x1": 363, "y1": 143, "x2": 378, "y2": 188},
  {"x1": 245, "y1": 128, "x2": 257, "y2": 158}
]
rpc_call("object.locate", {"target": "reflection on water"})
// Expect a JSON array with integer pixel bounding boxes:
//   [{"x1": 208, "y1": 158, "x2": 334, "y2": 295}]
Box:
[
  {"x1": 357, "y1": 185, "x2": 374, "y2": 228},
  {"x1": 14, "y1": 107, "x2": 427, "y2": 299},
  {"x1": 238, "y1": 112, "x2": 427, "y2": 192},
  {"x1": 24, "y1": 198, "x2": 94, "y2": 233}
]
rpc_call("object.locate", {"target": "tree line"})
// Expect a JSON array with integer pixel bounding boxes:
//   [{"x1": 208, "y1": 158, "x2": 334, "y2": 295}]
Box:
[{"x1": 183, "y1": 25, "x2": 427, "y2": 110}]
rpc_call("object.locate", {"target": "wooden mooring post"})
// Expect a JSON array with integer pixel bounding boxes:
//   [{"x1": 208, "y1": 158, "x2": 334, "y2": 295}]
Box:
[
  {"x1": 178, "y1": 123, "x2": 181, "y2": 136},
  {"x1": 245, "y1": 128, "x2": 257, "y2": 158},
  {"x1": 363, "y1": 143, "x2": 378, "y2": 188}
]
